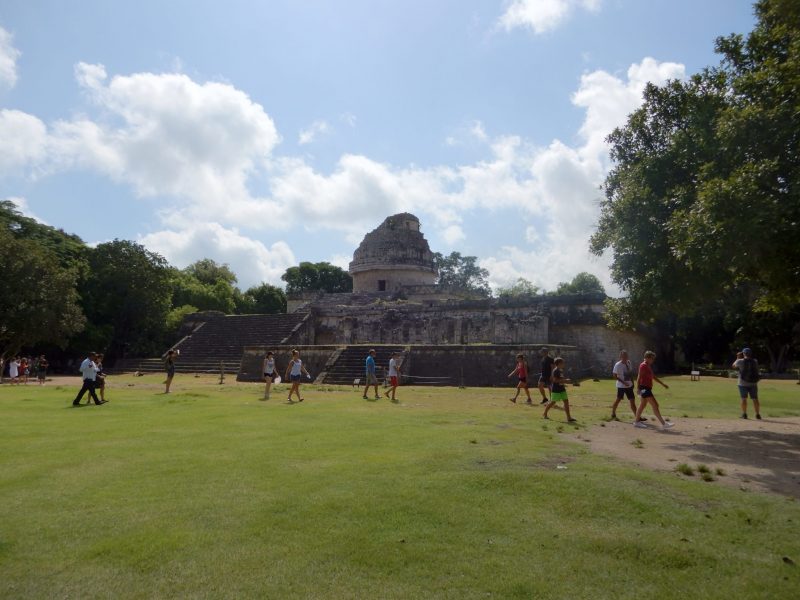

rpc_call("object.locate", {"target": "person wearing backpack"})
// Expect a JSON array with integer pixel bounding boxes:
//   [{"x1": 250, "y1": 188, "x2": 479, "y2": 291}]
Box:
[{"x1": 732, "y1": 347, "x2": 761, "y2": 420}]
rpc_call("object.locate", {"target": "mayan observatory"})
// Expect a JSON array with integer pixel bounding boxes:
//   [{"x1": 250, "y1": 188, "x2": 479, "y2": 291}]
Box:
[{"x1": 142, "y1": 213, "x2": 650, "y2": 385}]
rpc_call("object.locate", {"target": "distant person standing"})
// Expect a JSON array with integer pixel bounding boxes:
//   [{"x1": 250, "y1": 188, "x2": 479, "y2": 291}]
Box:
[
  {"x1": 262, "y1": 351, "x2": 277, "y2": 400},
  {"x1": 36, "y1": 355, "x2": 49, "y2": 385},
  {"x1": 164, "y1": 349, "x2": 179, "y2": 394},
  {"x1": 363, "y1": 349, "x2": 380, "y2": 400},
  {"x1": 733, "y1": 347, "x2": 761, "y2": 420},
  {"x1": 634, "y1": 351, "x2": 673, "y2": 430},
  {"x1": 610, "y1": 350, "x2": 639, "y2": 421},
  {"x1": 508, "y1": 354, "x2": 532, "y2": 404},
  {"x1": 73, "y1": 352, "x2": 104, "y2": 406},
  {"x1": 285, "y1": 349, "x2": 311, "y2": 403},
  {"x1": 9, "y1": 357, "x2": 20, "y2": 384},
  {"x1": 537, "y1": 347, "x2": 555, "y2": 404},
  {"x1": 384, "y1": 352, "x2": 401, "y2": 401}
]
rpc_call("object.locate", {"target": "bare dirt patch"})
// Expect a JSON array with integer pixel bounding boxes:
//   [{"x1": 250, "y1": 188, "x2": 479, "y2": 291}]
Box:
[{"x1": 573, "y1": 417, "x2": 800, "y2": 499}]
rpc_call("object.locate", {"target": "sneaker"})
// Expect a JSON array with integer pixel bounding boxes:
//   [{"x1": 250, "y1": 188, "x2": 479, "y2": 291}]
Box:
[
  {"x1": 362, "y1": 396, "x2": 368, "y2": 400},
  {"x1": 567, "y1": 418, "x2": 577, "y2": 423},
  {"x1": 525, "y1": 400, "x2": 533, "y2": 405},
  {"x1": 540, "y1": 398, "x2": 548, "y2": 404},
  {"x1": 634, "y1": 421, "x2": 649, "y2": 429},
  {"x1": 741, "y1": 413, "x2": 748, "y2": 419},
  {"x1": 509, "y1": 398, "x2": 517, "y2": 404},
  {"x1": 756, "y1": 414, "x2": 762, "y2": 420},
  {"x1": 662, "y1": 421, "x2": 675, "y2": 430},
  {"x1": 611, "y1": 414, "x2": 619, "y2": 421}
]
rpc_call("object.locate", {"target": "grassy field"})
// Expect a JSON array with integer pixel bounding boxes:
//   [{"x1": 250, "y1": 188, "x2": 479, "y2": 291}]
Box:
[{"x1": 1, "y1": 375, "x2": 798, "y2": 599}]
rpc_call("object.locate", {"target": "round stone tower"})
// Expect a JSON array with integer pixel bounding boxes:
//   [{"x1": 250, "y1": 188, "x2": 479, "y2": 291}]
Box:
[{"x1": 349, "y1": 213, "x2": 438, "y2": 292}]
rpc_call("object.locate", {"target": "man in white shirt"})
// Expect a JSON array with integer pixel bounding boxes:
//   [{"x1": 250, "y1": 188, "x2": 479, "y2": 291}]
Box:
[
  {"x1": 73, "y1": 352, "x2": 104, "y2": 406},
  {"x1": 9, "y1": 357, "x2": 20, "y2": 384},
  {"x1": 610, "y1": 350, "x2": 640, "y2": 421},
  {"x1": 384, "y1": 352, "x2": 402, "y2": 401}
]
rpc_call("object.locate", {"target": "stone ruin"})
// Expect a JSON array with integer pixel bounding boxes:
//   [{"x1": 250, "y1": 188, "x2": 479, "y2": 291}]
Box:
[{"x1": 160, "y1": 212, "x2": 652, "y2": 386}]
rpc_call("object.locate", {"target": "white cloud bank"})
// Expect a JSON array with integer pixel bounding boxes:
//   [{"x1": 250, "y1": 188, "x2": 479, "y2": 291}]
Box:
[
  {"x1": 298, "y1": 119, "x2": 331, "y2": 145},
  {"x1": 498, "y1": 0, "x2": 602, "y2": 35},
  {"x1": 0, "y1": 26, "x2": 21, "y2": 88},
  {"x1": 0, "y1": 56, "x2": 684, "y2": 292}
]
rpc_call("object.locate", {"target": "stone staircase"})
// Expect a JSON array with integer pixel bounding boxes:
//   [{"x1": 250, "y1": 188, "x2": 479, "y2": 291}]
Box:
[
  {"x1": 111, "y1": 313, "x2": 310, "y2": 374},
  {"x1": 319, "y1": 345, "x2": 407, "y2": 385}
]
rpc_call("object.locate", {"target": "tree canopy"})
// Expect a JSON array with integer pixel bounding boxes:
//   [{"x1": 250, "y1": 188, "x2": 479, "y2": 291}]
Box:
[
  {"x1": 590, "y1": 0, "x2": 799, "y2": 369},
  {"x1": 281, "y1": 262, "x2": 353, "y2": 295},
  {"x1": 553, "y1": 272, "x2": 605, "y2": 296},
  {"x1": 434, "y1": 252, "x2": 491, "y2": 297},
  {"x1": 497, "y1": 278, "x2": 540, "y2": 298}
]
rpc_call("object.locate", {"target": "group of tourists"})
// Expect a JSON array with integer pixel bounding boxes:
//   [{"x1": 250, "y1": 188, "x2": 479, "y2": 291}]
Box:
[
  {"x1": 1, "y1": 355, "x2": 48, "y2": 385},
  {"x1": 63, "y1": 343, "x2": 762, "y2": 421},
  {"x1": 507, "y1": 345, "x2": 762, "y2": 429}
]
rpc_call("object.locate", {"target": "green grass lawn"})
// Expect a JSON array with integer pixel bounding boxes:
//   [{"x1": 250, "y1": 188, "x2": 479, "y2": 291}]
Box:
[{"x1": 1, "y1": 375, "x2": 798, "y2": 599}]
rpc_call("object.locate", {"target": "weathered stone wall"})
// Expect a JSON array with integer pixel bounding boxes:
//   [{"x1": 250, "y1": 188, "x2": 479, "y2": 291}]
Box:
[
  {"x1": 548, "y1": 324, "x2": 649, "y2": 374},
  {"x1": 352, "y1": 267, "x2": 437, "y2": 293},
  {"x1": 238, "y1": 345, "x2": 339, "y2": 382},
  {"x1": 401, "y1": 344, "x2": 585, "y2": 387}
]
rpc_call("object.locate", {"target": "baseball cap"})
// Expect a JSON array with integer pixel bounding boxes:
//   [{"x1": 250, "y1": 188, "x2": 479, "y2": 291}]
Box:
[{"x1": 742, "y1": 347, "x2": 752, "y2": 355}]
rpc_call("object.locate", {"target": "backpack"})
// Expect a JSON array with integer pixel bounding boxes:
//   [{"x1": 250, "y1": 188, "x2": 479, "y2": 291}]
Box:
[{"x1": 741, "y1": 358, "x2": 760, "y2": 384}]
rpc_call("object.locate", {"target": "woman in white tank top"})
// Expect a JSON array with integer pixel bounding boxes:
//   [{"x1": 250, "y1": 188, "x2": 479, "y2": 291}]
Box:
[{"x1": 284, "y1": 349, "x2": 310, "y2": 402}]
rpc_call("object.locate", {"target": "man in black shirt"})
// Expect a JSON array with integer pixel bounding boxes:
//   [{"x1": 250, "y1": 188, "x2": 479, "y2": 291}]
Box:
[{"x1": 538, "y1": 347, "x2": 554, "y2": 404}]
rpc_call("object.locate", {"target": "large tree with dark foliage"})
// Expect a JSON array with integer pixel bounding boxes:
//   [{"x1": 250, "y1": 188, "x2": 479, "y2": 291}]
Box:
[
  {"x1": 281, "y1": 262, "x2": 353, "y2": 295},
  {"x1": 434, "y1": 252, "x2": 491, "y2": 297},
  {"x1": 591, "y1": 0, "x2": 800, "y2": 370}
]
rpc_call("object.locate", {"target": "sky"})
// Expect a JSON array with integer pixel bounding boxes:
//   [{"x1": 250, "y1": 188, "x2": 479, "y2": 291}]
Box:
[{"x1": 0, "y1": 0, "x2": 757, "y2": 292}]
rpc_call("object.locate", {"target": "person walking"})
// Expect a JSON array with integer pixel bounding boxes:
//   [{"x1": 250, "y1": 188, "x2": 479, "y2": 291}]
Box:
[
  {"x1": 508, "y1": 354, "x2": 533, "y2": 404},
  {"x1": 73, "y1": 352, "x2": 104, "y2": 406},
  {"x1": 537, "y1": 347, "x2": 555, "y2": 404},
  {"x1": 262, "y1": 351, "x2": 277, "y2": 400},
  {"x1": 732, "y1": 347, "x2": 761, "y2": 419},
  {"x1": 363, "y1": 349, "x2": 380, "y2": 400},
  {"x1": 164, "y1": 349, "x2": 179, "y2": 394},
  {"x1": 633, "y1": 351, "x2": 673, "y2": 430},
  {"x1": 543, "y1": 357, "x2": 576, "y2": 422},
  {"x1": 285, "y1": 349, "x2": 311, "y2": 402},
  {"x1": 610, "y1": 350, "x2": 640, "y2": 421},
  {"x1": 384, "y1": 352, "x2": 402, "y2": 401},
  {"x1": 8, "y1": 357, "x2": 20, "y2": 384}
]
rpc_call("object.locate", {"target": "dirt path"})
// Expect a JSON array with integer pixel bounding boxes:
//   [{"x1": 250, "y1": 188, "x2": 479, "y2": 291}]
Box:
[{"x1": 573, "y1": 417, "x2": 800, "y2": 499}]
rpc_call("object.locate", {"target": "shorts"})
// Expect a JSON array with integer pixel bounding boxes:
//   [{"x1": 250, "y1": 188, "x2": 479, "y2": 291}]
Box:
[
  {"x1": 638, "y1": 386, "x2": 653, "y2": 398},
  {"x1": 518, "y1": 377, "x2": 528, "y2": 384},
  {"x1": 290, "y1": 374, "x2": 301, "y2": 383},
  {"x1": 616, "y1": 387, "x2": 634, "y2": 400},
  {"x1": 390, "y1": 376, "x2": 398, "y2": 387},
  {"x1": 263, "y1": 372, "x2": 276, "y2": 382},
  {"x1": 550, "y1": 391, "x2": 568, "y2": 402},
  {"x1": 166, "y1": 367, "x2": 175, "y2": 377},
  {"x1": 738, "y1": 385, "x2": 758, "y2": 400},
  {"x1": 366, "y1": 373, "x2": 378, "y2": 385}
]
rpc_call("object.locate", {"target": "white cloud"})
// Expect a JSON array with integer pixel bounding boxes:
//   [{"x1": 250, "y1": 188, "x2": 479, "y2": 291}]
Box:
[
  {"x1": 0, "y1": 26, "x2": 21, "y2": 89},
  {"x1": 525, "y1": 225, "x2": 540, "y2": 244},
  {"x1": 0, "y1": 109, "x2": 48, "y2": 173},
  {"x1": 498, "y1": 0, "x2": 601, "y2": 35},
  {"x1": 298, "y1": 119, "x2": 331, "y2": 145},
  {"x1": 441, "y1": 224, "x2": 466, "y2": 245},
  {"x1": 339, "y1": 112, "x2": 357, "y2": 127},
  {"x1": 139, "y1": 222, "x2": 296, "y2": 289}
]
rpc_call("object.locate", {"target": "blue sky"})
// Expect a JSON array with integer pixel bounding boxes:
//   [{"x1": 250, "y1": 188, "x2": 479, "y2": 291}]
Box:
[{"x1": 0, "y1": 0, "x2": 756, "y2": 291}]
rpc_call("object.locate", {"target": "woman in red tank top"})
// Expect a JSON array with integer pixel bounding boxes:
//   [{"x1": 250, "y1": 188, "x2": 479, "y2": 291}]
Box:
[{"x1": 508, "y1": 354, "x2": 532, "y2": 404}]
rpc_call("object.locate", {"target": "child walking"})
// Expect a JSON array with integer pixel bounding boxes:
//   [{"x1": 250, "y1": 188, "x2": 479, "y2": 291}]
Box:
[
  {"x1": 284, "y1": 349, "x2": 311, "y2": 403},
  {"x1": 543, "y1": 357, "x2": 576, "y2": 422},
  {"x1": 384, "y1": 352, "x2": 402, "y2": 401},
  {"x1": 508, "y1": 354, "x2": 533, "y2": 404},
  {"x1": 262, "y1": 351, "x2": 277, "y2": 400},
  {"x1": 634, "y1": 351, "x2": 674, "y2": 430}
]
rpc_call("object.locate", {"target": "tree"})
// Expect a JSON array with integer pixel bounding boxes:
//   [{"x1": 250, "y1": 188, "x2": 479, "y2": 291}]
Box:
[
  {"x1": 591, "y1": 0, "x2": 800, "y2": 368},
  {"x1": 497, "y1": 278, "x2": 540, "y2": 298},
  {"x1": 183, "y1": 258, "x2": 237, "y2": 287},
  {"x1": 433, "y1": 252, "x2": 491, "y2": 297},
  {"x1": 81, "y1": 240, "x2": 172, "y2": 358},
  {"x1": 281, "y1": 262, "x2": 353, "y2": 295},
  {"x1": 553, "y1": 272, "x2": 605, "y2": 296},
  {"x1": 0, "y1": 229, "x2": 85, "y2": 357},
  {"x1": 235, "y1": 283, "x2": 287, "y2": 314}
]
